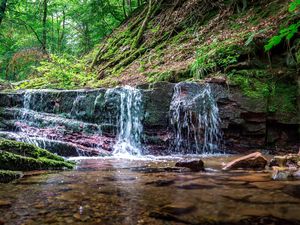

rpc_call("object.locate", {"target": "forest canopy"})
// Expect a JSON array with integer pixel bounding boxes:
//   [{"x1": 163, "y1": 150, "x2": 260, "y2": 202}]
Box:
[{"x1": 0, "y1": 0, "x2": 143, "y2": 81}]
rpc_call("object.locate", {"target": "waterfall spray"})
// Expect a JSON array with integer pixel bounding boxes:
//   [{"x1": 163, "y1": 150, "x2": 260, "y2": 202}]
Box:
[
  {"x1": 170, "y1": 83, "x2": 223, "y2": 154},
  {"x1": 105, "y1": 86, "x2": 144, "y2": 156}
]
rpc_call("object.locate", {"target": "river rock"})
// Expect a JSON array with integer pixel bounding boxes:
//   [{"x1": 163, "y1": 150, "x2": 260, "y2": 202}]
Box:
[
  {"x1": 269, "y1": 154, "x2": 300, "y2": 168},
  {"x1": 270, "y1": 153, "x2": 300, "y2": 180},
  {"x1": 0, "y1": 200, "x2": 11, "y2": 208},
  {"x1": 222, "y1": 152, "x2": 267, "y2": 170},
  {"x1": 160, "y1": 203, "x2": 196, "y2": 215},
  {"x1": 175, "y1": 159, "x2": 205, "y2": 172}
]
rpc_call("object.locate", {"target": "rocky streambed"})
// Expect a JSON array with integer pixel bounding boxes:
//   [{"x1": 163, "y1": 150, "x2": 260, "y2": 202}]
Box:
[{"x1": 1, "y1": 156, "x2": 300, "y2": 225}]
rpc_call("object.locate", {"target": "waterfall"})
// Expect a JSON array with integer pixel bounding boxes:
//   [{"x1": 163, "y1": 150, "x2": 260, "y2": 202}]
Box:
[
  {"x1": 15, "y1": 90, "x2": 43, "y2": 147},
  {"x1": 170, "y1": 83, "x2": 222, "y2": 154},
  {"x1": 105, "y1": 86, "x2": 144, "y2": 156}
]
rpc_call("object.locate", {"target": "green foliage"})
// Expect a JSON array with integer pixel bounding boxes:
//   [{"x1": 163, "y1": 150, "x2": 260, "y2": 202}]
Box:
[
  {"x1": 289, "y1": 0, "x2": 300, "y2": 12},
  {"x1": 0, "y1": 0, "x2": 142, "y2": 82},
  {"x1": 265, "y1": 0, "x2": 300, "y2": 51},
  {"x1": 265, "y1": 21, "x2": 300, "y2": 51},
  {"x1": 191, "y1": 40, "x2": 241, "y2": 79},
  {"x1": 16, "y1": 54, "x2": 96, "y2": 89}
]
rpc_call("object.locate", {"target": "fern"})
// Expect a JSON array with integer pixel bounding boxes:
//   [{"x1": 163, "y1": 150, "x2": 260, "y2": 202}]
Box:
[{"x1": 264, "y1": 0, "x2": 300, "y2": 51}]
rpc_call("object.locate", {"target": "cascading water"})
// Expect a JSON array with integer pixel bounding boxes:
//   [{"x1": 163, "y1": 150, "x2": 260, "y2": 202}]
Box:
[
  {"x1": 105, "y1": 86, "x2": 144, "y2": 156},
  {"x1": 14, "y1": 90, "x2": 46, "y2": 148},
  {"x1": 169, "y1": 83, "x2": 223, "y2": 154}
]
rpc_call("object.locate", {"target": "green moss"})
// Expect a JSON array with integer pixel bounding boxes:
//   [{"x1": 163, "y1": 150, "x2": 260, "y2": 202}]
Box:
[
  {"x1": 268, "y1": 83, "x2": 297, "y2": 113},
  {"x1": 228, "y1": 69, "x2": 298, "y2": 113},
  {"x1": 0, "y1": 170, "x2": 23, "y2": 183},
  {"x1": 0, "y1": 150, "x2": 74, "y2": 171},
  {"x1": 229, "y1": 71, "x2": 270, "y2": 98},
  {"x1": 0, "y1": 139, "x2": 64, "y2": 162}
]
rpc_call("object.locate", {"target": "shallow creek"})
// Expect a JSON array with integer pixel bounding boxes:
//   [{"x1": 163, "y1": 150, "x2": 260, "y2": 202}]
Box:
[{"x1": 0, "y1": 155, "x2": 300, "y2": 225}]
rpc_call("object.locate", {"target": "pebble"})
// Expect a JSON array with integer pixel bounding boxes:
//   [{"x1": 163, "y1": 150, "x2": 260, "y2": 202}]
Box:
[{"x1": 0, "y1": 200, "x2": 11, "y2": 208}]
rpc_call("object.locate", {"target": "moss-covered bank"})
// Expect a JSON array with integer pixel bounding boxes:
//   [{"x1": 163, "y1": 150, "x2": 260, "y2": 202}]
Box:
[
  {"x1": 0, "y1": 170, "x2": 23, "y2": 183},
  {"x1": 0, "y1": 139, "x2": 75, "y2": 183}
]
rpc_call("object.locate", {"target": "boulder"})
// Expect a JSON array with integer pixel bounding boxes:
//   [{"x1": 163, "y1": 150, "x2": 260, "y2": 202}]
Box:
[
  {"x1": 222, "y1": 152, "x2": 267, "y2": 170},
  {"x1": 175, "y1": 159, "x2": 205, "y2": 172}
]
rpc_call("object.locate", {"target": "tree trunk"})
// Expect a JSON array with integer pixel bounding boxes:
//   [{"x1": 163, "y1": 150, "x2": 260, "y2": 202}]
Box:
[
  {"x1": 122, "y1": 0, "x2": 127, "y2": 18},
  {"x1": 132, "y1": 0, "x2": 153, "y2": 49},
  {"x1": 58, "y1": 8, "x2": 65, "y2": 52},
  {"x1": 42, "y1": 0, "x2": 48, "y2": 53},
  {"x1": 0, "y1": 0, "x2": 7, "y2": 26}
]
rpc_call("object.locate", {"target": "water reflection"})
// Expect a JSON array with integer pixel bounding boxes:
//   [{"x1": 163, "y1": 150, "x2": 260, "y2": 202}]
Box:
[{"x1": 0, "y1": 156, "x2": 300, "y2": 225}]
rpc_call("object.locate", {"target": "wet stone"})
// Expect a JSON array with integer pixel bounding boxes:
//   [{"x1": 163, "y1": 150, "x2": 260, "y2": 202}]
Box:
[
  {"x1": 176, "y1": 183, "x2": 216, "y2": 190},
  {"x1": 0, "y1": 200, "x2": 11, "y2": 208},
  {"x1": 145, "y1": 179, "x2": 175, "y2": 187},
  {"x1": 175, "y1": 159, "x2": 205, "y2": 172},
  {"x1": 149, "y1": 211, "x2": 192, "y2": 224},
  {"x1": 223, "y1": 152, "x2": 268, "y2": 170},
  {"x1": 160, "y1": 203, "x2": 197, "y2": 215},
  {"x1": 238, "y1": 215, "x2": 300, "y2": 225},
  {"x1": 283, "y1": 185, "x2": 300, "y2": 199}
]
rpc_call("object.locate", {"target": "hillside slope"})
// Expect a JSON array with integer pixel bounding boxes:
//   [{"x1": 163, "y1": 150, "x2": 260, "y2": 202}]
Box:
[{"x1": 89, "y1": 0, "x2": 298, "y2": 88}]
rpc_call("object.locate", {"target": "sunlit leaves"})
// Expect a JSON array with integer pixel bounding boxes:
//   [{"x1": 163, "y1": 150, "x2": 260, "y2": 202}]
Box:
[{"x1": 265, "y1": 0, "x2": 300, "y2": 51}]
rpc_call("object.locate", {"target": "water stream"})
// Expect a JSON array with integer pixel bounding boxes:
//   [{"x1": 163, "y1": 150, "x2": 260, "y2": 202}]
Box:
[
  {"x1": 105, "y1": 86, "x2": 144, "y2": 156},
  {"x1": 170, "y1": 83, "x2": 223, "y2": 154},
  {"x1": 1, "y1": 156, "x2": 300, "y2": 225}
]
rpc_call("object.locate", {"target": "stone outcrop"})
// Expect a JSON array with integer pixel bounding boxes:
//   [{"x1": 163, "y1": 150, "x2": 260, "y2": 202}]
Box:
[
  {"x1": 222, "y1": 152, "x2": 268, "y2": 170},
  {"x1": 0, "y1": 81, "x2": 299, "y2": 156}
]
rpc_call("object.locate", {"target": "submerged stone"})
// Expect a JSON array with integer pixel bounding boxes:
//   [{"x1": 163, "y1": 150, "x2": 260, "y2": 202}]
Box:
[
  {"x1": 222, "y1": 152, "x2": 267, "y2": 170},
  {"x1": 145, "y1": 179, "x2": 175, "y2": 187},
  {"x1": 0, "y1": 170, "x2": 23, "y2": 183},
  {"x1": 160, "y1": 203, "x2": 196, "y2": 215},
  {"x1": 175, "y1": 159, "x2": 205, "y2": 172},
  {"x1": 0, "y1": 199, "x2": 11, "y2": 208}
]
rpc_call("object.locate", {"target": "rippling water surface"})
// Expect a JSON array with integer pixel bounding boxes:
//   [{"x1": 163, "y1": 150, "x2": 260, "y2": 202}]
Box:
[{"x1": 0, "y1": 156, "x2": 300, "y2": 225}]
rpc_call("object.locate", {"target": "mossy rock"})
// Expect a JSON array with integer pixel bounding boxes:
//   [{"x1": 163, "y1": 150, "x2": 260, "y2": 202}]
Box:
[
  {"x1": 0, "y1": 139, "x2": 65, "y2": 162},
  {"x1": 0, "y1": 151, "x2": 74, "y2": 171},
  {"x1": 0, "y1": 170, "x2": 23, "y2": 183}
]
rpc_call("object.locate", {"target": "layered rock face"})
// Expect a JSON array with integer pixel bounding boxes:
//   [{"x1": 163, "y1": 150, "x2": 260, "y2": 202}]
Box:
[{"x1": 0, "y1": 81, "x2": 299, "y2": 156}]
